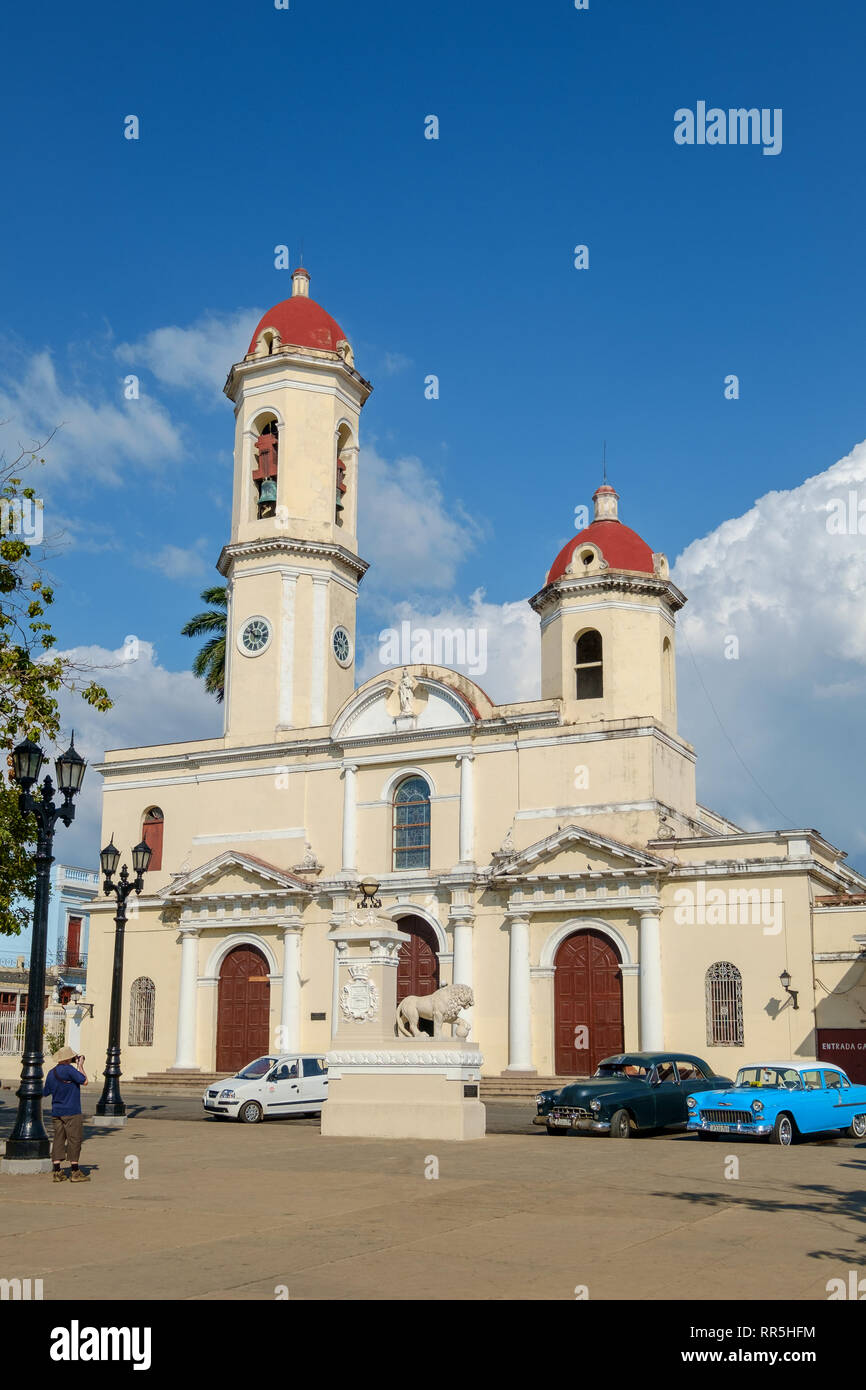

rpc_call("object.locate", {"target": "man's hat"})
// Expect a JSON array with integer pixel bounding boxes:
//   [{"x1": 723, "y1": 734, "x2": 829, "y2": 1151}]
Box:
[{"x1": 51, "y1": 1045, "x2": 78, "y2": 1064}]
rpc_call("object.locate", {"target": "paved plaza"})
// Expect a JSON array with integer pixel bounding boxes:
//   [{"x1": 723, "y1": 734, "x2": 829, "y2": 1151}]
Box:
[{"x1": 1, "y1": 1095, "x2": 863, "y2": 1301}]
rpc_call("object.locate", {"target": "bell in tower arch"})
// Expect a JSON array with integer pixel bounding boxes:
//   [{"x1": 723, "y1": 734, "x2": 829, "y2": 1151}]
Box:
[{"x1": 257, "y1": 476, "x2": 277, "y2": 519}]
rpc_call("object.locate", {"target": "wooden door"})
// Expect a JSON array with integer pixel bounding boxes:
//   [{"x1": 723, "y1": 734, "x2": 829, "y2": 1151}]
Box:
[
  {"x1": 396, "y1": 917, "x2": 440, "y2": 1035},
  {"x1": 554, "y1": 930, "x2": 623, "y2": 1076},
  {"x1": 216, "y1": 946, "x2": 271, "y2": 1074}
]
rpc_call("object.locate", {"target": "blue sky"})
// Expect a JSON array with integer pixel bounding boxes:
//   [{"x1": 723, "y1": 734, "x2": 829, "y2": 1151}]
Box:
[{"x1": 3, "y1": 0, "x2": 866, "y2": 869}]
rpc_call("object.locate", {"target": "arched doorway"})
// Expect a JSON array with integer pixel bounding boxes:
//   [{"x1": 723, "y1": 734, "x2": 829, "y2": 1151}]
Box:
[
  {"x1": 396, "y1": 916, "x2": 440, "y2": 1035},
  {"x1": 216, "y1": 945, "x2": 271, "y2": 1074},
  {"x1": 554, "y1": 929, "x2": 624, "y2": 1075}
]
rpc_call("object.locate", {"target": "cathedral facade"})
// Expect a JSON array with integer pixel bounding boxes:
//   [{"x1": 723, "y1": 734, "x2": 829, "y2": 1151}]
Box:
[{"x1": 81, "y1": 271, "x2": 866, "y2": 1084}]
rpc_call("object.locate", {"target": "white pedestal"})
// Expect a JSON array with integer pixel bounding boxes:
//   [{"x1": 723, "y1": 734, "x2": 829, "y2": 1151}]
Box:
[
  {"x1": 323, "y1": 1040, "x2": 485, "y2": 1141},
  {"x1": 1, "y1": 1158, "x2": 53, "y2": 1174}
]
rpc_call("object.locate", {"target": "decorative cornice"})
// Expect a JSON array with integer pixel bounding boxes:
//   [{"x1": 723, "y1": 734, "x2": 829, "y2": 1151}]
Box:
[
  {"x1": 529, "y1": 571, "x2": 687, "y2": 615},
  {"x1": 217, "y1": 535, "x2": 369, "y2": 582},
  {"x1": 326, "y1": 1049, "x2": 482, "y2": 1068}
]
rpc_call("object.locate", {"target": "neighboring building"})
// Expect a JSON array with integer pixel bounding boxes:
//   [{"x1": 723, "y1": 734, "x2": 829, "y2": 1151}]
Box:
[
  {"x1": 46, "y1": 864, "x2": 98, "y2": 989},
  {"x1": 0, "y1": 865, "x2": 98, "y2": 1057},
  {"x1": 81, "y1": 270, "x2": 866, "y2": 1083}
]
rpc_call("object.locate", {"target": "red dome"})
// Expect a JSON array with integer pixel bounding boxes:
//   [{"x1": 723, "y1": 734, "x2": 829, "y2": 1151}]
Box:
[
  {"x1": 248, "y1": 295, "x2": 347, "y2": 355},
  {"x1": 547, "y1": 519, "x2": 655, "y2": 583}
]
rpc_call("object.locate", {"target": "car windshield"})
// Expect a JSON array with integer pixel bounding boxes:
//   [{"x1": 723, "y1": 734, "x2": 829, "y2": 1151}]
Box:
[
  {"x1": 237, "y1": 1056, "x2": 278, "y2": 1080},
  {"x1": 594, "y1": 1063, "x2": 650, "y2": 1080},
  {"x1": 735, "y1": 1066, "x2": 802, "y2": 1090}
]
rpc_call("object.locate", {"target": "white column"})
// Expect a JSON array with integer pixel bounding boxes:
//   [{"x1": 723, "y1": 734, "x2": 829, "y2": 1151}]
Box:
[
  {"x1": 457, "y1": 754, "x2": 475, "y2": 865},
  {"x1": 310, "y1": 576, "x2": 328, "y2": 726},
  {"x1": 451, "y1": 913, "x2": 474, "y2": 1039},
  {"x1": 172, "y1": 927, "x2": 201, "y2": 1070},
  {"x1": 505, "y1": 914, "x2": 534, "y2": 1072},
  {"x1": 223, "y1": 581, "x2": 233, "y2": 736},
  {"x1": 340, "y1": 763, "x2": 358, "y2": 875},
  {"x1": 280, "y1": 924, "x2": 302, "y2": 1052},
  {"x1": 278, "y1": 573, "x2": 297, "y2": 728},
  {"x1": 639, "y1": 911, "x2": 664, "y2": 1051}
]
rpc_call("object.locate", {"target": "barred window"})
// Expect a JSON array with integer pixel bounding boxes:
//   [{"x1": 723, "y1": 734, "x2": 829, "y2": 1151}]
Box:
[
  {"x1": 393, "y1": 775, "x2": 431, "y2": 870},
  {"x1": 706, "y1": 962, "x2": 743, "y2": 1046},
  {"x1": 129, "y1": 977, "x2": 156, "y2": 1047}
]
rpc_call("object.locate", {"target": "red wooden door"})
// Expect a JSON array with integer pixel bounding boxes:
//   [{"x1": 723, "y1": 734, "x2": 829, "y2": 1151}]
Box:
[
  {"x1": 554, "y1": 930, "x2": 623, "y2": 1075},
  {"x1": 65, "y1": 917, "x2": 82, "y2": 968},
  {"x1": 396, "y1": 918, "x2": 440, "y2": 1034},
  {"x1": 216, "y1": 946, "x2": 271, "y2": 1074}
]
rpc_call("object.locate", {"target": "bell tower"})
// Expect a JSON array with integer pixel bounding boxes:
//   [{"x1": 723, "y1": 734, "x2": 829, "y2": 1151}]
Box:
[
  {"x1": 530, "y1": 484, "x2": 686, "y2": 731},
  {"x1": 218, "y1": 269, "x2": 373, "y2": 743}
]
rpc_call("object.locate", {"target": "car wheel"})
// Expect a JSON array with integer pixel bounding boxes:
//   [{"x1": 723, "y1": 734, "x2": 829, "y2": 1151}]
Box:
[
  {"x1": 609, "y1": 1108, "x2": 633, "y2": 1139},
  {"x1": 238, "y1": 1101, "x2": 264, "y2": 1125},
  {"x1": 847, "y1": 1113, "x2": 866, "y2": 1139},
  {"x1": 771, "y1": 1113, "x2": 794, "y2": 1146}
]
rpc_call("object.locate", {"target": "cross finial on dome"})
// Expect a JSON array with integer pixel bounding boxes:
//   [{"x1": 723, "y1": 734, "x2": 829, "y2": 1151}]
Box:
[{"x1": 291, "y1": 266, "x2": 310, "y2": 298}]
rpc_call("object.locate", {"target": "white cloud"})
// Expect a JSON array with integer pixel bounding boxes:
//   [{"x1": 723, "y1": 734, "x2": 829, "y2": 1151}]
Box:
[
  {"x1": 358, "y1": 588, "x2": 539, "y2": 702},
  {"x1": 116, "y1": 309, "x2": 261, "y2": 402},
  {"x1": 673, "y1": 438, "x2": 866, "y2": 858},
  {"x1": 0, "y1": 351, "x2": 182, "y2": 486},
  {"x1": 140, "y1": 538, "x2": 211, "y2": 582},
  {"x1": 359, "y1": 445, "x2": 483, "y2": 594},
  {"x1": 53, "y1": 641, "x2": 222, "y2": 867}
]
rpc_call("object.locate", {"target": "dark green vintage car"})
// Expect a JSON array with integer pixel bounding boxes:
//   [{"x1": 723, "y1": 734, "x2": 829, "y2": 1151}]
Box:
[{"x1": 534, "y1": 1052, "x2": 733, "y2": 1138}]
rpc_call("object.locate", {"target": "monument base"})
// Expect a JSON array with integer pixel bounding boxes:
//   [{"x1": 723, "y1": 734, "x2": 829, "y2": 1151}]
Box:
[{"x1": 322, "y1": 1042, "x2": 486, "y2": 1141}]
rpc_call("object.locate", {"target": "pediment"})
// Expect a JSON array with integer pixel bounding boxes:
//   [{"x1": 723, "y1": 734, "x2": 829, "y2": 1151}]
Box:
[
  {"x1": 162, "y1": 850, "x2": 312, "y2": 902},
  {"x1": 332, "y1": 670, "x2": 483, "y2": 740},
  {"x1": 490, "y1": 825, "x2": 670, "y2": 880}
]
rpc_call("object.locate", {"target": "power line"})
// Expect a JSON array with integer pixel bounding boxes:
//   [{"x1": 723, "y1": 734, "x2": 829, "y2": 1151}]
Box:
[{"x1": 678, "y1": 624, "x2": 795, "y2": 826}]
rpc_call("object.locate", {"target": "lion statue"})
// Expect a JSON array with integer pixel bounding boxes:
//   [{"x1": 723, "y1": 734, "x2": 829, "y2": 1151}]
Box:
[{"x1": 395, "y1": 984, "x2": 474, "y2": 1039}]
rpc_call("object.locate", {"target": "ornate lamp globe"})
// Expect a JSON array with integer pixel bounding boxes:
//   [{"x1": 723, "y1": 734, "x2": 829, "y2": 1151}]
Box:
[
  {"x1": 131, "y1": 839, "x2": 153, "y2": 876},
  {"x1": 100, "y1": 837, "x2": 121, "y2": 878},
  {"x1": 56, "y1": 734, "x2": 86, "y2": 796},
  {"x1": 11, "y1": 737, "x2": 45, "y2": 790}
]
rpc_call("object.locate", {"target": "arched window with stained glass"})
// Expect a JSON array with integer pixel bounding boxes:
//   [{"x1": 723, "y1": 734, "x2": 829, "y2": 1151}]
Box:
[{"x1": 392, "y1": 776, "x2": 431, "y2": 870}]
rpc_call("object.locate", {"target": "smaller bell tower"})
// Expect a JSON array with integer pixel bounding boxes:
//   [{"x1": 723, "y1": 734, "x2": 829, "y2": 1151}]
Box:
[
  {"x1": 218, "y1": 270, "x2": 373, "y2": 743},
  {"x1": 530, "y1": 484, "x2": 686, "y2": 731}
]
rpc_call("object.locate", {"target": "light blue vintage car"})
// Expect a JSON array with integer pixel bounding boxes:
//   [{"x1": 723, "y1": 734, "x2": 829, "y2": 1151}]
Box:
[{"x1": 687, "y1": 1061, "x2": 866, "y2": 1146}]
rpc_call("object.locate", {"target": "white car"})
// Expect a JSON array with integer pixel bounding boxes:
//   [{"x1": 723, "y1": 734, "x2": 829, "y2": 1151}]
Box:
[{"x1": 202, "y1": 1053, "x2": 328, "y2": 1124}]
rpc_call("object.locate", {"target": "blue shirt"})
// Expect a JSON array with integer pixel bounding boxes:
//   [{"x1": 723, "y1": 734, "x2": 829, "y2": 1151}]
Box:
[{"x1": 44, "y1": 1063, "x2": 87, "y2": 1116}]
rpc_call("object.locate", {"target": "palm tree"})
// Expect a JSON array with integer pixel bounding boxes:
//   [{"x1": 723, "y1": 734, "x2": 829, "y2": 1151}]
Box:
[{"x1": 181, "y1": 584, "x2": 227, "y2": 702}]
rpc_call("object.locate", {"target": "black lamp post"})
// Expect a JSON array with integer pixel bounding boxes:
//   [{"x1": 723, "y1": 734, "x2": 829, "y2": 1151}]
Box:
[
  {"x1": 94, "y1": 835, "x2": 152, "y2": 1118},
  {"x1": 5, "y1": 735, "x2": 85, "y2": 1162}
]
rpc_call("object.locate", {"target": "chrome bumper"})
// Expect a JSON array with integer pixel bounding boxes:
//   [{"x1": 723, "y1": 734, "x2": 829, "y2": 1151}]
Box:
[{"x1": 535, "y1": 1113, "x2": 610, "y2": 1132}]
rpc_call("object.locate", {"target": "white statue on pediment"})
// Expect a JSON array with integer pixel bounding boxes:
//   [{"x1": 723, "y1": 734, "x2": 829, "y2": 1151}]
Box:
[{"x1": 397, "y1": 669, "x2": 416, "y2": 716}]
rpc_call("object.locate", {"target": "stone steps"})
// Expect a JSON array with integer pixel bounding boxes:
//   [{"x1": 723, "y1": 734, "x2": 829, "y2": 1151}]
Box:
[{"x1": 480, "y1": 1075, "x2": 584, "y2": 1100}]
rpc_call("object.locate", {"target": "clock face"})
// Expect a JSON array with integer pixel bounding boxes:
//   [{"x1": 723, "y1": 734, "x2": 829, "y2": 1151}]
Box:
[
  {"x1": 239, "y1": 617, "x2": 271, "y2": 656},
  {"x1": 332, "y1": 625, "x2": 353, "y2": 667}
]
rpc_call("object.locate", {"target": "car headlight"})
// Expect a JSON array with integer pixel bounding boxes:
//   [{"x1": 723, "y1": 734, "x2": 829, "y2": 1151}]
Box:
[
  {"x1": 535, "y1": 1093, "x2": 547, "y2": 1104},
  {"x1": 686, "y1": 1096, "x2": 697, "y2": 1109},
  {"x1": 751, "y1": 1099, "x2": 764, "y2": 1114},
  {"x1": 590, "y1": 1098, "x2": 601, "y2": 1112},
  {"x1": 219, "y1": 1089, "x2": 237, "y2": 1100}
]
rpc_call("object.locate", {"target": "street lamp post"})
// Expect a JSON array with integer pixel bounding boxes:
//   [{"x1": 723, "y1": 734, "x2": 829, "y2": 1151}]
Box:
[
  {"x1": 3, "y1": 735, "x2": 86, "y2": 1167},
  {"x1": 94, "y1": 836, "x2": 152, "y2": 1121}
]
